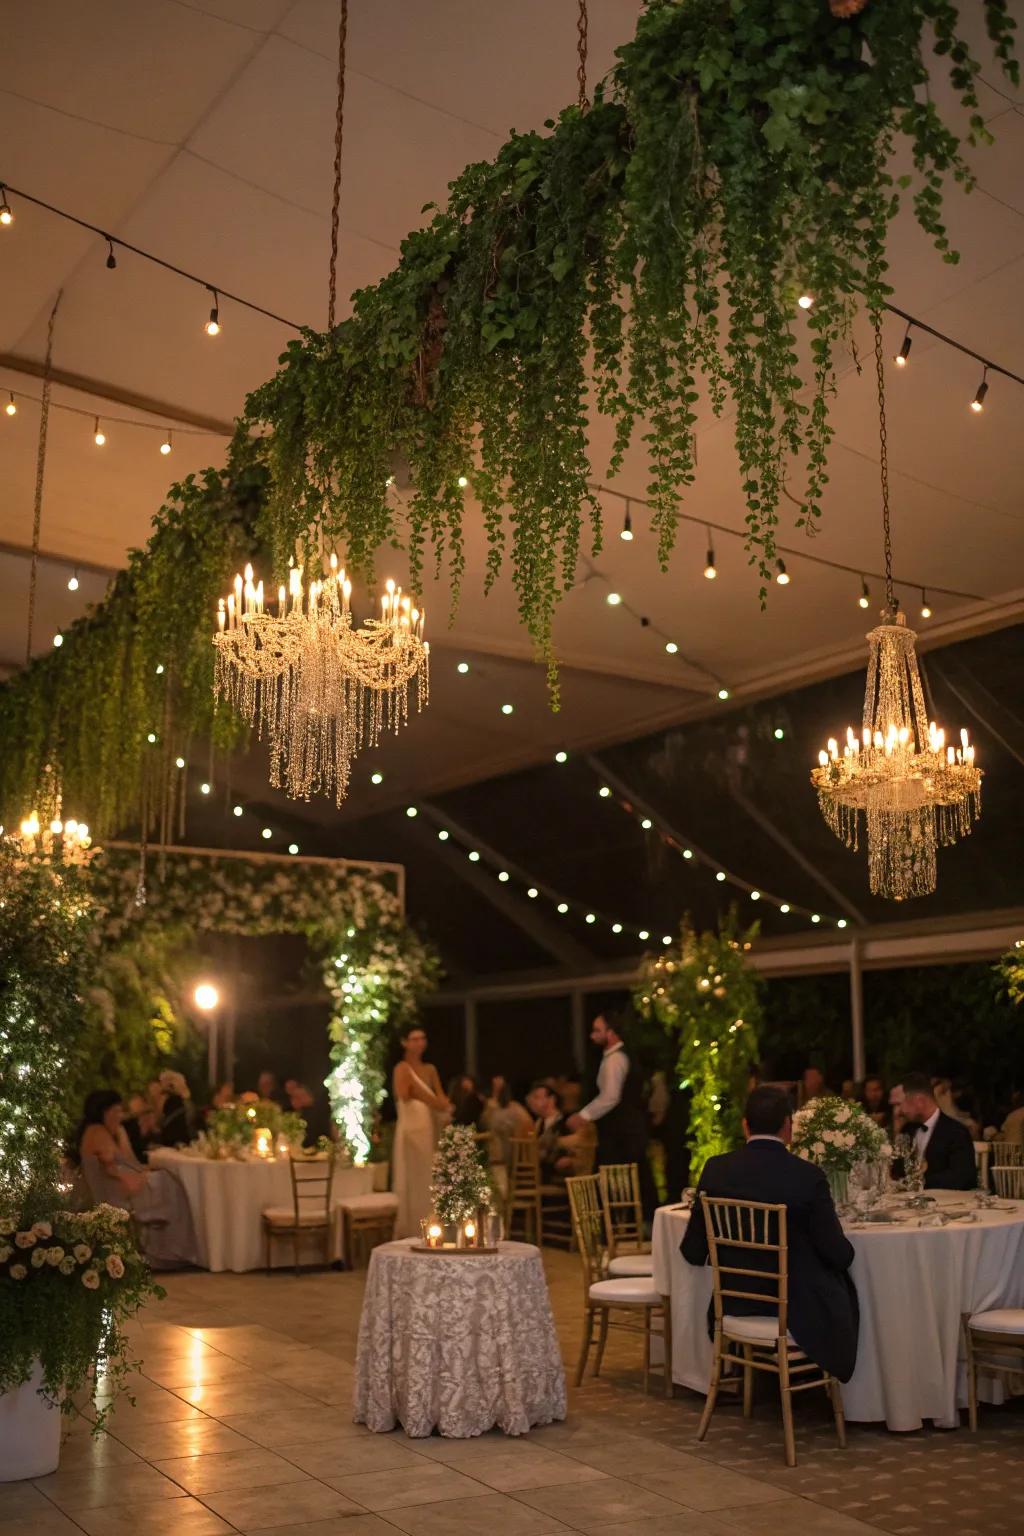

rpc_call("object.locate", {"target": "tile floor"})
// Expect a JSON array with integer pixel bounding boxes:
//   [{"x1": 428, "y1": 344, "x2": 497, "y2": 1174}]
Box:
[{"x1": 6, "y1": 1250, "x2": 1022, "y2": 1535}]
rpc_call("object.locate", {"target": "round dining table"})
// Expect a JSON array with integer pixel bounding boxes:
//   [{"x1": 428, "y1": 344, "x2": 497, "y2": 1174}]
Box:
[
  {"x1": 652, "y1": 1197, "x2": 1024, "y2": 1432},
  {"x1": 148, "y1": 1147, "x2": 375, "y2": 1272},
  {"x1": 354, "y1": 1238, "x2": 566, "y2": 1438}
]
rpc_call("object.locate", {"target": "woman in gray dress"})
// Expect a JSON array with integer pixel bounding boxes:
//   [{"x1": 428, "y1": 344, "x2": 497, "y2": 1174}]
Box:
[{"x1": 74, "y1": 1090, "x2": 197, "y2": 1268}]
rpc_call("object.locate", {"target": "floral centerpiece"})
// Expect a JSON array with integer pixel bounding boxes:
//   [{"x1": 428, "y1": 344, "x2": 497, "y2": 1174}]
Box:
[
  {"x1": 791, "y1": 1095, "x2": 892, "y2": 1205},
  {"x1": 430, "y1": 1126, "x2": 492, "y2": 1230},
  {"x1": 201, "y1": 1100, "x2": 307, "y2": 1159},
  {"x1": 0, "y1": 1204, "x2": 163, "y2": 1430}
]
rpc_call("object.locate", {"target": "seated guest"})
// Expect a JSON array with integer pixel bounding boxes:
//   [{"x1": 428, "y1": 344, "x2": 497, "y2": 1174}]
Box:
[
  {"x1": 284, "y1": 1079, "x2": 333, "y2": 1144},
  {"x1": 897, "y1": 1071, "x2": 977, "y2": 1190},
  {"x1": 860, "y1": 1074, "x2": 888, "y2": 1127},
  {"x1": 73, "y1": 1090, "x2": 198, "y2": 1268},
  {"x1": 999, "y1": 1093, "x2": 1024, "y2": 1147},
  {"x1": 527, "y1": 1081, "x2": 566, "y2": 1172},
  {"x1": 932, "y1": 1076, "x2": 980, "y2": 1139},
  {"x1": 122, "y1": 1091, "x2": 158, "y2": 1163},
  {"x1": 447, "y1": 1074, "x2": 485, "y2": 1128},
  {"x1": 256, "y1": 1070, "x2": 288, "y2": 1108},
  {"x1": 682, "y1": 1084, "x2": 859, "y2": 1383},
  {"x1": 157, "y1": 1070, "x2": 194, "y2": 1147},
  {"x1": 840, "y1": 1077, "x2": 857, "y2": 1102},
  {"x1": 482, "y1": 1076, "x2": 533, "y2": 1163},
  {"x1": 799, "y1": 1065, "x2": 828, "y2": 1105},
  {"x1": 552, "y1": 1070, "x2": 583, "y2": 1116}
]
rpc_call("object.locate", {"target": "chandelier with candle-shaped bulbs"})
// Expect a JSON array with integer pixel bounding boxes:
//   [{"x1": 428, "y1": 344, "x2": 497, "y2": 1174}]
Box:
[
  {"x1": 809, "y1": 323, "x2": 981, "y2": 901},
  {"x1": 213, "y1": 556, "x2": 429, "y2": 806}
]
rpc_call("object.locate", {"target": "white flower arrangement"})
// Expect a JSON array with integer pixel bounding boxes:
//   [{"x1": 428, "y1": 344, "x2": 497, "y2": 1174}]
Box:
[
  {"x1": 791, "y1": 1095, "x2": 891, "y2": 1173},
  {"x1": 430, "y1": 1125, "x2": 492, "y2": 1224}
]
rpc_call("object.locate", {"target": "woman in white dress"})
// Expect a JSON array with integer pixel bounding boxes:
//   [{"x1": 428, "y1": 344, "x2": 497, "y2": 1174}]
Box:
[{"x1": 392, "y1": 1027, "x2": 449, "y2": 1238}]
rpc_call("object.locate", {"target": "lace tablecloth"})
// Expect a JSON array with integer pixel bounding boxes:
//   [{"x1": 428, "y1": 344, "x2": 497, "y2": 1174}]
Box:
[
  {"x1": 354, "y1": 1239, "x2": 566, "y2": 1438},
  {"x1": 652, "y1": 1200, "x2": 1024, "y2": 1431}
]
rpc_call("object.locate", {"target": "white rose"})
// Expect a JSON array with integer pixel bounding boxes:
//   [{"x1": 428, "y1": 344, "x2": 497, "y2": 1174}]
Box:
[
  {"x1": 59, "y1": 1255, "x2": 76, "y2": 1275},
  {"x1": 46, "y1": 1246, "x2": 64, "y2": 1266},
  {"x1": 0, "y1": 1245, "x2": 12, "y2": 1263},
  {"x1": 32, "y1": 1221, "x2": 52, "y2": 1239},
  {"x1": 14, "y1": 1231, "x2": 36, "y2": 1248},
  {"x1": 73, "y1": 1243, "x2": 92, "y2": 1262},
  {"x1": 31, "y1": 1247, "x2": 47, "y2": 1268},
  {"x1": 813, "y1": 1140, "x2": 826, "y2": 1156},
  {"x1": 9, "y1": 1263, "x2": 27, "y2": 1280},
  {"x1": 835, "y1": 1107, "x2": 850, "y2": 1123},
  {"x1": 105, "y1": 1253, "x2": 125, "y2": 1279},
  {"x1": 81, "y1": 1268, "x2": 101, "y2": 1290}
]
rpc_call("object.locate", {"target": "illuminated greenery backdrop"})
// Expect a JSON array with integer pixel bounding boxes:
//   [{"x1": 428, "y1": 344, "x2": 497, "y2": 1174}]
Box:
[{"x1": 0, "y1": 2, "x2": 1018, "y2": 840}]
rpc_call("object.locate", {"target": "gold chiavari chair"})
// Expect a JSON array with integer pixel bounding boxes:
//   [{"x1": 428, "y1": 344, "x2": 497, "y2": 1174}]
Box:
[
  {"x1": 697, "y1": 1194, "x2": 846, "y2": 1467},
  {"x1": 262, "y1": 1147, "x2": 336, "y2": 1274},
  {"x1": 963, "y1": 1307, "x2": 1024, "y2": 1430},
  {"x1": 506, "y1": 1135, "x2": 543, "y2": 1244},
  {"x1": 599, "y1": 1162, "x2": 653, "y2": 1278},
  {"x1": 566, "y1": 1174, "x2": 670, "y2": 1396},
  {"x1": 991, "y1": 1163, "x2": 1024, "y2": 1199}
]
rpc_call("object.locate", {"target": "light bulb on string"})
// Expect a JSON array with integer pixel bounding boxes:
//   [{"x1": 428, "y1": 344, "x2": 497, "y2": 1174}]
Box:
[
  {"x1": 775, "y1": 559, "x2": 789, "y2": 585},
  {"x1": 159, "y1": 430, "x2": 173, "y2": 456},
  {"x1": 620, "y1": 499, "x2": 633, "y2": 542},
  {"x1": 704, "y1": 530, "x2": 717, "y2": 580},
  {"x1": 797, "y1": 293, "x2": 813, "y2": 310},
  {"x1": 920, "y1": 588, "x2": 932, "y2": 620},
  {"x1": 67, "y1": 570, "x2": 79, "y2": 592},
  {"x1": 717, "y1": 687, "x2": 730, "y2": 701},
  {"x1": 93, "y1": 417, "x2": 106, "y2": 446},
  {"x1": 665, "y1": 641, "x2": 678, "y2": 654},
  {"x1": 205, "y1": 286, "x2": 221, "y2": 336},
  {"x1": 0, "y1": 186, "x2": 12, "y2": 226},
  {"x1": 970, "y1": 369, "x2": 988, "y2": 413},
  {"x1": 457, "y1": 474, "x2": 469, "y2": 488},
  {"x1": 606, "y1": 591, "x2": 622, "y2": 606},
  {"x1": 5, "y1": 393, "x2": 16, "y2": 417},
  {"x1": 105, "y1": 237, "x2": 117, "y2": 270},
  {"x1": 894, "y1": 327, "x2": 912, "y2": 367},
  {"x1": 858, "y1": 576, "x2": 870, "y2": 609}
]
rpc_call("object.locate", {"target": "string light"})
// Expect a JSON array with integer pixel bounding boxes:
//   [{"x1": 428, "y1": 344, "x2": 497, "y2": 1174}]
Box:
[
  {"x1": 0, "y1": 186, "x2": 12, "y2": 226},
  {"x1": 780, "y1": 903, "x2": 790, "y2": 914},
  {"x1": 438, "y1": 829, "x2": 449, "y2": 841},
  {"x1": 175, "y1": 756, "x2": 185, "y2": 769},
  {"x1": 232, "y1": 805, "x2": 243, "y2": 817},
  {"x1": 704, "y1": 532, "x2": 717, "y2": 580},
  {"x1": 159, "y1": 430, "x2": 173, "y2": 456},
  {"x1": 970, "y1": 369, "x2": 988, "y2": 413},
  {"x1": 53, "y1": 633, "x2": 63, "y2": 648},
  {"x1": 837, "y1": 918, "x2": 848, "y2": 929},
  {"x1": 288, "y1": 843, "x2": 299, "y2": 855},
  {"x1": 811, "y1": 914, "x2": 821, "y2": 924},
  {"x1": 640, "y1": 817, "x2": 652, "y2": 829},
  {"x1": 717, "y1": 687, "x2": 730, "y2": 701},
  {"x1": 205, "y1": 287, "x2": 221, "y2": 336},
  {"x1": 620, "y1": 500, "x2": 633, "y2": 542},
  {"x1": 665, "y1": 641, "x2": 678, "y2": 654},
  {"x1": 606, "y1": 591, "x2": 622, "y2": 606},
  {"x1": 638, "y1": 929, "x2": 649, "y2": 942},
  {"x1": 598, "y1": 786, "x2": 611, "y2": 798},
  {"x1": 894, "y1": 326, "x2": 912, "y2": 367},
  {"x1": 261, "y1": 827, "x2": 272, "y2": 841},
  {"x1": 775, "y1": 559, "x2": 790, "y2": 585},
  {"x1": 105, "y1": 237, "x2": 117, "y2": 270},
  {"x1": 858, "y1": 577, "x2": 870, "y2": 609},
  {"x1": 93, "y1": 416, "x2": 106, "y2": 446},
  {"x1": 370, "y1": 771, "x2": 383, "y2": 785},
  {"x1": 457, "y1": 474, "x2": 469, "y2": 488},
  {"x1": 798, "y1": 293, "x2": 814, "y2": 310},
  {"x1": 557, "y1": 902, "x2": 569, "y2": 914},
  {"x1": 200, "y1": 782, "x2": 211, "y2": 795},
  {"x1": 67, "y1": 571, "x2": 79, "y2": 592},
  {"x1": 527, "y1": 886, "x2": 538, "y2": 898},
  {"x1": 5, "y1": 393, "x2": 15, "y2": 416},
  {"x1": 457, "y1": 661, "x2": 470, "y2": 674},
  {"x1": 920, "y1": 589, "x2": 932, "y2": 619},
  {"x1": 750, "y1": 890, "x2": 760, "y2": 901},
  {"x1": 498, "y1": 871, "x2": 510, "y2": 882},
  {"x1": 406, "y1": 806, "x2": 418, "y2": 818},
  {"x1": 554, "y1": 750, "x2": 568, "y2": 763},
  {"x1": 468, "y1": 850, "x2": 480, "y2": 862},
  {"x1": 501, "y1": 703, "x2": 514, "y2": 715},
  {"x1": 585, "y1": 912, "x2": 596, "y2": 923},
  {"x1": 715, "y1": 870, "x2": 726, "y2": 882},
  {"x1": 773, "y1": 727, "x2": 784, "y2": 740}
]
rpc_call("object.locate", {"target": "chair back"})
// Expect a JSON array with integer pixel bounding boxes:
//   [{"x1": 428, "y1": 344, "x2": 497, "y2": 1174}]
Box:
[
  {"x1": 507, "y1": 1136, "x2": 541, "y2": 1200},
  {"x1": 288, "y1": 1147, "x2": 336, "y2": 1225},
  {"x1": 566, "y1": 1173, "x2": 604, "y2": 1293},
  {"x1": 701, "y1": 1194, "x2": 789, "y2": 1338},
  {"x1": 991, "y1": 1163, "x2": 1024, "y2": 1199},
  {"x1": 599, "y1": 1163, "x2": 645, "y2": 1255},
  {"x1": 990, "y1": 1141, "x2": 1024, "y2": 1167}
]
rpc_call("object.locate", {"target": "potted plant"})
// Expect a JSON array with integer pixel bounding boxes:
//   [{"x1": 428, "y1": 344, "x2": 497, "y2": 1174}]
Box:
[{"x1": 0, "y1": 842, "x2": 162, "y2": 1480}]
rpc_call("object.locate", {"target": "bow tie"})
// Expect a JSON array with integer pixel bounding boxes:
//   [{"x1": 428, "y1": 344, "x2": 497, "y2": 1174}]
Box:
[{"x1": 902, "y1": 1120, "x2": 925, "y2": 1134}]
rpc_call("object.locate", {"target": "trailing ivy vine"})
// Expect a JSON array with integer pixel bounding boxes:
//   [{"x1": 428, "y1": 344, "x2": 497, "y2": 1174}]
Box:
[{"x1": 0, "y1": 1, "x2": 1017, "y2": 829}]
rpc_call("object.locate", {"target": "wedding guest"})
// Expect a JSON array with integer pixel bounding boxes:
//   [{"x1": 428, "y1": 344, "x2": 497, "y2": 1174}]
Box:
[
  {"x1": 482, "y1": 1076, "x2": 533, "y2": 1163},
  {"x1": 896, "y1": 1071, "x2": 977, "y2": 1189},
  {"x1": 447, "y1": 1073, "x2": 485, "y2": 1128},
  {"x1": 860, "y1": 1075, "x2": 887, "y2": 1127},
  {"x1": 552, "y1": 1070, "x2": 583, "y2": 1115},
  {"x1": 840, "y1": 1077, "x2": 857, "y2": 1102},
  {"x1": 157, "y1": 1070, "x2": 193, "y2": 1147},
  {"x1": 799, "y1": 1065, "x2": 828, "y2": 1105},
  {"x1": 682, "y1": 1084, "x2": 859, "y2": 1383},
  {"x1": 284, "y1": 1079, "x2": 333, "y2": 1143},
  {"x1": 527, "y1": 1081, "x2": 566, "y2": 1173},
  {"x1": 999, "y1": 1093, "x2": 1024, "y2": 1147},
  {"x1": 256, "y1": 1070, "x2": 288, "y2": 1108},
  {"x1": 73, "y1": 1090, "x2": 198, "y2": 1268},
  {"x1": 146, "y1": 1077, "x2": 165, "y2": 1118},
  {"x1": 122, "y1": 1092, "x2": 158, "y2": 1163},
  {"x1": 932, "y1": 1076, "x2": 980, "y2": 1139}
]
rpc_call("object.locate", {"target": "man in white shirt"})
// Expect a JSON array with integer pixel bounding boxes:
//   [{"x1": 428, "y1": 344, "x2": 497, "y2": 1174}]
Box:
[{"x1": 567, "y1": 1012, "x2": 648, "y2": 1175}]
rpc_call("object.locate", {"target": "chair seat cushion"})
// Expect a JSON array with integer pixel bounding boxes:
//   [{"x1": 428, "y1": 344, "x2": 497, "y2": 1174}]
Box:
[
  {"x1": 608, "y1": 1253, "x2": 655, "y2": 1278},
  {"x1": 337, "y1": 1193, "x2": 399, "y2": 1213},
  {"x1": 723, "y1": 1314, "x2": 796, "y2": 1346},
  {"x1": 262, "y1": 1207, "x2": 329, "y2": 1227},
  {"x1": 969, "y1": 1308, "x2": 1024, "y2": 1335},
  {"x1": 589, "y1": 1277, "x2": 659, "y2": 1306}
]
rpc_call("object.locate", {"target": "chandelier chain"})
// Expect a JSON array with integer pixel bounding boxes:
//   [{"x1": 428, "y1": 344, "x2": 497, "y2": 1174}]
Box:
[
  {"x1": 577, "y1": 0, "x2": 589, "y2": 111},
  {"x1": 873, "y1": 316, "x2": 895, "y2": 616},
  {"x1": 26, "y1": 290, "x2": 62, "y2": 663},
  {"x1": 327, "y1": 0, "x2": 349, "y2": 332}
]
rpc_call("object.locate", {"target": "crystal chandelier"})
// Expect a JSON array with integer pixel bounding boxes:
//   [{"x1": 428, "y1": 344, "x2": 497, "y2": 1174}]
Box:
[
  {"x1": 213, "y1": 557, "x2": 429, "y2": 806},
  {"x1": 810, "y1": 326, "x2": 982, "y2": 900}
]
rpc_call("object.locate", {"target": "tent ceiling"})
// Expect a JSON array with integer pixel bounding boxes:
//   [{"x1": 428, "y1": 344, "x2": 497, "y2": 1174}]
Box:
[{"x1": 2, "y1": 0, "x2": 1023, "y2": 808}]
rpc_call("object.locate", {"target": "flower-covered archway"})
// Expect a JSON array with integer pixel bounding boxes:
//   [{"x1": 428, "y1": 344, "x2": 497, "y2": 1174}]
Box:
[{"x1": 89, "y1": 848, "x2": 439, "y2": 1160}]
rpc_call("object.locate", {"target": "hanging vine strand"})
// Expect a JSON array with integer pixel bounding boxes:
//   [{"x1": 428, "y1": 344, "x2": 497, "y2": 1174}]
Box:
[
  {"x1": 577, "y1": 0, "x2": 589, "y2": 111},
  {"x1": 327, "y1": 0, "x2": 349, "y2": 332}
]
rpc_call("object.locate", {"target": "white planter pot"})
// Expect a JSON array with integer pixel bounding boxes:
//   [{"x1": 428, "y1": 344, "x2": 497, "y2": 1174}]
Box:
[{"x1": 0, "y1": 1364, "x2": 62, "y2": 1481}]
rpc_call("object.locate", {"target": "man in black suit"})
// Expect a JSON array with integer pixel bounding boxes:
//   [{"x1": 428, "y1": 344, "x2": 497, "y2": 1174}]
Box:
[
  {"x1": 681, "y1": 1084, "x2": 859, "y2": 1382},
  {"x1": 896, "y1": 1071, "x2": 977, "y2": 1191}
]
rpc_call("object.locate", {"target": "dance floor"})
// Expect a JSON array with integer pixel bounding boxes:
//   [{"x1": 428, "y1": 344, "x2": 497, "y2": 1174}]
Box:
[{"x1": 9, "y1": 1251, "x2": 1023, "y2": 1536}]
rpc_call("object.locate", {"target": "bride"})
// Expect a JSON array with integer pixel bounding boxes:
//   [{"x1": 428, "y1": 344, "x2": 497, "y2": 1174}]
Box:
[{"x1": 392, "y1": 1026, "x2": 449, "y2": 1238}]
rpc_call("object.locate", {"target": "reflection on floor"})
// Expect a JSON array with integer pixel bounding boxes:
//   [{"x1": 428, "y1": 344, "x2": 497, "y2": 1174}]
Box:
[{"x1": 7, "y1": 1250, "x2": 1023, "y2": 1535}]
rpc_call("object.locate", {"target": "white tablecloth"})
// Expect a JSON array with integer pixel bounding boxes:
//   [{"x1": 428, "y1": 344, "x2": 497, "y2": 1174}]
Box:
[
  {"x1": 652, "y1": 1201, "x2": 1024, "y2": 1432},
  {"x1": 354, "y1": 1239, "x2": 566, "y2": 1438},
  {"x1": 148, "y1": 1149, "x2": 374, "y2": 1272}
]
